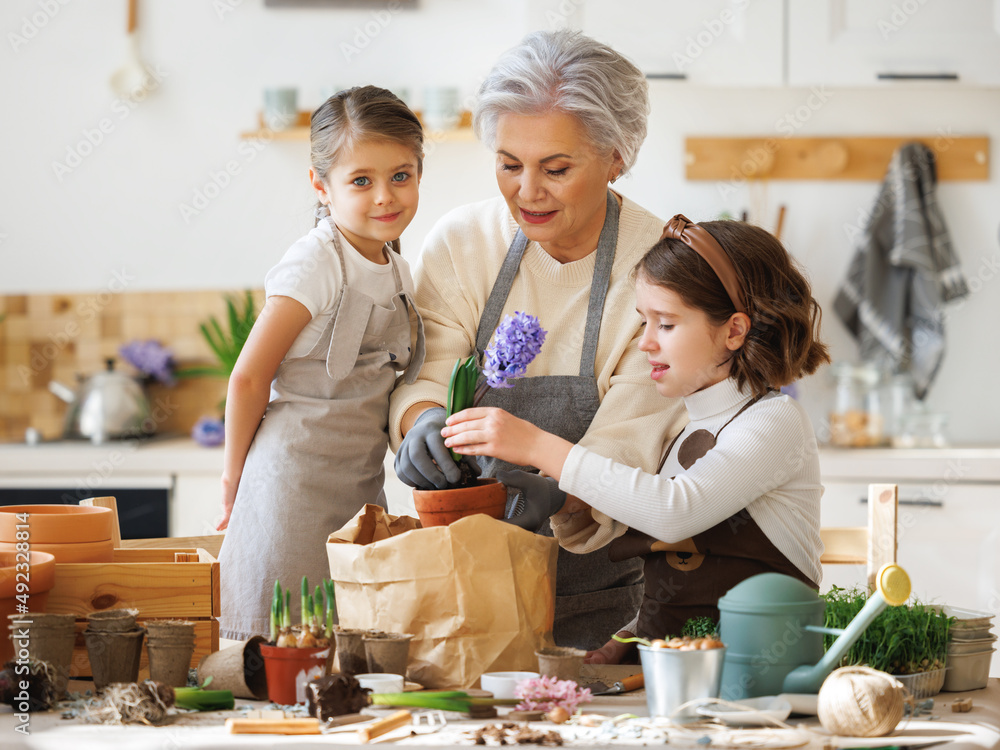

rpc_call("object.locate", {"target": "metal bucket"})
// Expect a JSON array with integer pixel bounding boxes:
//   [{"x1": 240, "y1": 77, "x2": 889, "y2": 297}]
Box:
[{"x1": 638, "y1": 644, "x2": 726, "y2": 718}]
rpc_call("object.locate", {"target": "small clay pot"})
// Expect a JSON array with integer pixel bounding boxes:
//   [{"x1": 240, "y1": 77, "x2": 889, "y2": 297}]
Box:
[
  {"x1": 0, "y1": 538, "x2": 114, "y2": 564},
  {"x1": 87, "y1": 608, "x2": 139, "y2": 632},
  {"x1": 333, "y1": 628, "x2": 368, "y2": 676},
  {"x1": 260, "y1": 643, "x2": 330, "y2": 705},
  {"x1": 412, "y1": 478, "x2": 507, "y2": 527},
  {"x1": 535, "y1": 646, "x2": 586, "y2": 682},
  {"x1": 363, "y1": 632, "x2": 413, "y2": 677},
  {"x1": 196, "y1": 635, "x2": 268, "y2": 700},
  {"x1": 6, "y1": 612, "x2": 77, "y2": 696},
  {"x1": 1, "y1": 551, "x2": 56, "y2": 664},
  {"x1": 84, "y1": 627, "x2": 146, "y2": 690}
]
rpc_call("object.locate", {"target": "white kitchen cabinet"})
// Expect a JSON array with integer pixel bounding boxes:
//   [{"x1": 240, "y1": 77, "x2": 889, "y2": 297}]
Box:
[
  {"x1": 580, "y1": 0, "x2": 784, "y2": 85},
  {"x1": 788, "y1": 0, "x2": 1000, "y2": 87}
]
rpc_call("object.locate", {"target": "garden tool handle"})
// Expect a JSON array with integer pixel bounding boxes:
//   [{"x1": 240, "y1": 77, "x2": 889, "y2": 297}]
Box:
[
  {"x1": 226, "y1": 717, "x2": 321, "y2": 734},
  {"x1": 619, "y1": 673, "x2": 645, "y2": 692},
  {"x1": 359, "y1": 710, "x2": 412, "y2": 743}
]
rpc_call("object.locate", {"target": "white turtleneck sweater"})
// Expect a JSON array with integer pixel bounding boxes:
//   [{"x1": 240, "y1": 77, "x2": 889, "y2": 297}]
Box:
[{"x1": 553, "y1": 377, "x2": 824, "y2": 585}]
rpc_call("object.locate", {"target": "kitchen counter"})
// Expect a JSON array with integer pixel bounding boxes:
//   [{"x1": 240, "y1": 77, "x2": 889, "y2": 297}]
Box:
[
  {"x1": 818, "y1": 446, "x2": 1000, "y2": 483},
  {"x1": 0, "y1": 436, "x2": 224, "y2": 475}
]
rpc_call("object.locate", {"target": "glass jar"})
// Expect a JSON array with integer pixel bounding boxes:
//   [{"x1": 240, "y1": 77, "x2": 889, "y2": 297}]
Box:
[
  {"x1": 828, "y1": 363, "x2": 885, "y2": 447},
  {"x1": 892, "y1": 409, "x2": 949, "y2": 448}
]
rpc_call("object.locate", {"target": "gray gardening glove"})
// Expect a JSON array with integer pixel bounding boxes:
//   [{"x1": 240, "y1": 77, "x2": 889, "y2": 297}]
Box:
[
  {"x1": 499, "y1": 469, "x2": 567, "y2": 532},
  {"x1": 395, "y1": 407, "x2": 471, "y2": 490}
]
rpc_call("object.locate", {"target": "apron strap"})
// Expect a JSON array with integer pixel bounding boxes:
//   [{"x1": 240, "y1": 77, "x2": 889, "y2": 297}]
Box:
[
  {"x1": 655, "y1": 390, "x2": 769, "y2": 473},
  {"x1": 475, "y1": 190, "x2": 620, "y2": 379}
]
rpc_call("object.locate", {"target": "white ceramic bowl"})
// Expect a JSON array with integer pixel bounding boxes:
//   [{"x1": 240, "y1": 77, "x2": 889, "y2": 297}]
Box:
[
  {"x1": 355, "y1": 673, "x2": 405, "y2": 694},
  {"x1": 480, "y1": 671, "x2": 538, "y2": 699}
]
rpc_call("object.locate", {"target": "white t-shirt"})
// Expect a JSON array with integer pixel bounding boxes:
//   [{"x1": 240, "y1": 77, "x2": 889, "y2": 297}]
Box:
[{"x1": 265, "y1": 219, "x2": 416, "y2": 360}]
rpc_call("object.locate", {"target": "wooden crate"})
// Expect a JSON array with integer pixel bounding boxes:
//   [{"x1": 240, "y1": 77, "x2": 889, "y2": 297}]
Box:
[{"x1": 47, "y1": 547, "x2": 220, "y2": 679}]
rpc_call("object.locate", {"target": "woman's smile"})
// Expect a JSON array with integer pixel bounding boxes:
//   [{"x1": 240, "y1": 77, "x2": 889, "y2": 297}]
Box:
[{"x1": 519, "y1": 207, "x2": 557, "y2": 224}]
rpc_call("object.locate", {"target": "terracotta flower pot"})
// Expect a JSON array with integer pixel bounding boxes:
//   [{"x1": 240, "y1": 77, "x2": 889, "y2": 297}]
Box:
[
  {"x1": 1, "y1": 551, "x2": 56, "y2": 664},
  {"x1": 0, "y1": 538, "x2": 114, "y2": 564},
  {"x1": 0, "y1": 505, "x2": 114, "y2": 544},
  {"x1": 260, "y1": 643, "x2": 331, "y2": 705},
  {"x1": 0, "y1": 505, "x2": 115, "y2": 564},
  {"x1": 412, "y1": 478, "x2": 507, "y2": 527}
]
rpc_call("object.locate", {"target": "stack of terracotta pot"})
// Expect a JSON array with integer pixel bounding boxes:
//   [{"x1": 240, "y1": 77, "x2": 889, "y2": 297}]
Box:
[{"x1": 0, "y1": 505, "x2": 115, "y2": 564}]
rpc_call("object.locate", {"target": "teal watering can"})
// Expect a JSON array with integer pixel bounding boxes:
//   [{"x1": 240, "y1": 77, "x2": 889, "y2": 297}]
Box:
[{"x1": 717, "y1": 563, "x2": 911, "y2": 699}]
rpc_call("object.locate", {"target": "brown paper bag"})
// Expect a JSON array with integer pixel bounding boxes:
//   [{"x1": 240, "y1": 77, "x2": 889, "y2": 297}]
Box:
[{"x1": 327, "y1": 504, "x2": 557, "y2": 688}]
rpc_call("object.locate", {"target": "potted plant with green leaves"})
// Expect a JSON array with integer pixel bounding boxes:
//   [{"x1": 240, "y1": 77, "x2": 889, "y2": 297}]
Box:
[
  {"x1": 259, "y1": 577, "x2": 336, "y2": 704},
  {"x1": 176, "y1": 290, "x2": 258, "y2": 446},
  {"x1": 821, "y1": 585, "x2": 953, "y2": 699},
  {"x1": 411, "y1": 312, "x2": 546, "y2": 527}
]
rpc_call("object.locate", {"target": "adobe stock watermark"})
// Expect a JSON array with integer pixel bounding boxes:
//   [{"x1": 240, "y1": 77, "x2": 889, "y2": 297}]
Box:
[
  {"x1": 213, "y1": 0, "x2": 244, "y2": 21},
  {"x1": 8, "y1": 0, "x2": 73, "y2": 53},
  {"x1": 50, "y1": 65, "x2": 168, "y2": 183},
  {"x1": 177, "y1": 129, "x2": 280, "y2": 223},
  {"x1": 341, "y1": 0, "x2": 405, "y2": 63},
  {"x1": 673, "y1": 0, "x2": 750, "y2": 72},
  {"x1": 17, "y1": 268, "x2": 137, "y2": 386},
  {"x1": 717, "y1": 86, "x2": 835, "y2": 199},
  {"x1": 878, "y1": 0, "x2": 930, "y2": 40}
]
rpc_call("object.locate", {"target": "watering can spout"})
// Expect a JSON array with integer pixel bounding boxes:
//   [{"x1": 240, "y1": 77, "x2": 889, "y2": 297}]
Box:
[{"x1": 782, "y1": 563, "x2": 911, "y2": 694}]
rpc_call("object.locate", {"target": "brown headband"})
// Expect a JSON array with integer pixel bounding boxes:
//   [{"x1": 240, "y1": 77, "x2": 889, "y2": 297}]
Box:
[{"x1": 659, "y1": 214, "x2": 746, "y2": 314}]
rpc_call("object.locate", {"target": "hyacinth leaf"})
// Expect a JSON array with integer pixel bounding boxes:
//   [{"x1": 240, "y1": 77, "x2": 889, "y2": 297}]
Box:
[{"x1": 446, "y1": 358, "x2": 462, "y2": 417}]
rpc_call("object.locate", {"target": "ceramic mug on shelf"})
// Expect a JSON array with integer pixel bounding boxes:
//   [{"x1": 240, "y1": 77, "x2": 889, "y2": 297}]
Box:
[
  {"x1": 421, "y1": 86, "x2": 460, "y2": 131},
  {"x1": 263, "y1": 87, "x2": 299, "y2": 131}
]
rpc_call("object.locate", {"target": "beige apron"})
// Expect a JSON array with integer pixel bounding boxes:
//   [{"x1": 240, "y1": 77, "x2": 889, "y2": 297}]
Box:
[{"x1": 219, "y1": 226, "x2": 425, "y2": 640}]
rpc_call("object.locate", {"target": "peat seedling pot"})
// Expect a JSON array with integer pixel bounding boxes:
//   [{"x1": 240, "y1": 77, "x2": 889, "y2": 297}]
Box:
[
  {"x1": 535, "y1": 646, "x2": 586, "y2": 682},
  {"x1": 146, "y1": 620, "x2": 196, "y2": 687},
  {"x1": 260, "y1": 643, "x2": 330, "y2": 705},
  {"x1": 1, "y1": 551, "x2": 56, "y2": 664},
  {"x1": 196, "y1": 635, "x2": 268, "y2": 700},
  {"x1": 333, "y1": 628, "x2": 368, "y2": 676},
  {"x1": 84, "y1": 627, "x2": 146, "y2": 691},
  {"x1": 412, "y1": 478, "x2": 507, "y2": 527},
  {"x1": 363, "y1": 631, "x2": 413, "y2": 676},
  {"x1": 6, "y1": 612, "x2": 76, "y2": 696}
]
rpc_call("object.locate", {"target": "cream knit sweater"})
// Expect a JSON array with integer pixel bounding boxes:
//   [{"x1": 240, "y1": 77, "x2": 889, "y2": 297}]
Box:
[
  {"x1": 554, "y1": 377, "x2": 824, "y2": 585},
  {"x1": 389, "y1": 194, "x2": 688, "y2": 533}
]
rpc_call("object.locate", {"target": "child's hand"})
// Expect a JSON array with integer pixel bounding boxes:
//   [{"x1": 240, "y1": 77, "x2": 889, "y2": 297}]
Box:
[{"x1": 442, "y1": 407, "x2": 539, "y2": 467}]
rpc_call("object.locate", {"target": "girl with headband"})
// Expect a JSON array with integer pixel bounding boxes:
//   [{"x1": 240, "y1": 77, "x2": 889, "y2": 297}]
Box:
[{"x1": 441, "y1": 216, "x2": 830, "y2": 661}]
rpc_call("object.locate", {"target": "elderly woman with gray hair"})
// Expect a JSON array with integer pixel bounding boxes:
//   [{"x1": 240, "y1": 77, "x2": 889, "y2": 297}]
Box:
[{"x1": 390, "y1": 29, "x2": 686, "y2": 650}]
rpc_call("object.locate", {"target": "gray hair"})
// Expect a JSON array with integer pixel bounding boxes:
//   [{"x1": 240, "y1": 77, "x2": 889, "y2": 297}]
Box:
[{"x1": 473, "y1": 29, "x2": 649, "y2": 175}]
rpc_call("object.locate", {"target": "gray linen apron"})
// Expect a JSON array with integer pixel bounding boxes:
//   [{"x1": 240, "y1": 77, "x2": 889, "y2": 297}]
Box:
[
  {"x1": 219, "y1": 225, "x2": 426, "y2": 640},
  {"x1": 475, "y1": 192, "x2": 644, "y2": 650}
]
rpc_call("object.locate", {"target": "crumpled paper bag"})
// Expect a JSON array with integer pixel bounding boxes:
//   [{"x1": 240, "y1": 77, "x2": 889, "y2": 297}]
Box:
[{"x1": 327, "y1": 504, "x2": 557, "y2": 688}]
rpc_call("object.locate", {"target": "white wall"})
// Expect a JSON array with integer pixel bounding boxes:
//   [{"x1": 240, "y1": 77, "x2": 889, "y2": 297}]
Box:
[{"x1": 3, "y1": 1, "x2": 1000, "y2": 444}]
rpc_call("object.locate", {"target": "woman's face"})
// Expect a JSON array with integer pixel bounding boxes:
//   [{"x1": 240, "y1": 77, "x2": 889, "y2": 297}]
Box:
[{"x1": 494, "y1": 110, "x2": 621, "y2": 261}]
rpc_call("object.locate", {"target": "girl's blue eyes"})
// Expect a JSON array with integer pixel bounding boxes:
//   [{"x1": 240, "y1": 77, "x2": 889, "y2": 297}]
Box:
[{"x1": 351, "y1": 172, "x2": 410, "y2": 187}]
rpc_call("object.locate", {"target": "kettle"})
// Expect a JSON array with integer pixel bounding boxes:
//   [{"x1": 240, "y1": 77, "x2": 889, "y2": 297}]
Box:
[
  {"x1": 717, "y1": 563, "x2": 911, "y2": 698},
  {"x1": 49, "y1": 358, "x2": 153, "y2": 444}
]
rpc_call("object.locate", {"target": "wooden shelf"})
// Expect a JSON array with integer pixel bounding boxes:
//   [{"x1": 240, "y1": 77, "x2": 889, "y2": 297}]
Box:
[
  {"x1": 240, "y1": 110, "x2": 476, "y2": 142},
  {"x1": 685, "y1": 135, "x2": 989, "y2": 181}
]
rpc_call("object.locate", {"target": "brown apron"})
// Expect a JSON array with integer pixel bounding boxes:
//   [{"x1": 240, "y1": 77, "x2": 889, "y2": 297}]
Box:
[{"x1": 608, "y1": 393, "x2": 814, "y2": 640}]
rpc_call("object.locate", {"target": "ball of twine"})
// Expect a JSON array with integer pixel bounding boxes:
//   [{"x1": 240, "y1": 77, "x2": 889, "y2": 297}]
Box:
[{"x1": 818, "y1": 666, "x2": 906, "y2": 737}]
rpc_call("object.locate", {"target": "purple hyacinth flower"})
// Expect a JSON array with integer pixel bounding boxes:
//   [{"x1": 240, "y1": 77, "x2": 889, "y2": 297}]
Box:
[
  {"x1": 191, "y1": 416, "x2": 225, "y2": 447},
  {"x1": 119, "y1": 339, "x2": 175, "y2": 385},
  {"x1": 483, "y1": 312, "x2": 547, "y2": 389}
]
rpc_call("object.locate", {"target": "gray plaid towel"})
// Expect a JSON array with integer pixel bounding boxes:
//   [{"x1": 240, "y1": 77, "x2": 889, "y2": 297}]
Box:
[{"x1": 833, "y1": 142, "x2": 968, "y2": 399}]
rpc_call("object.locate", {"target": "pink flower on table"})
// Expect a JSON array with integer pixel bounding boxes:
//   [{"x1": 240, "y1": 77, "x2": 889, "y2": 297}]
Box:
[{"x1": 513, "y1": 675, "x2": 592, "y2": 713}]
